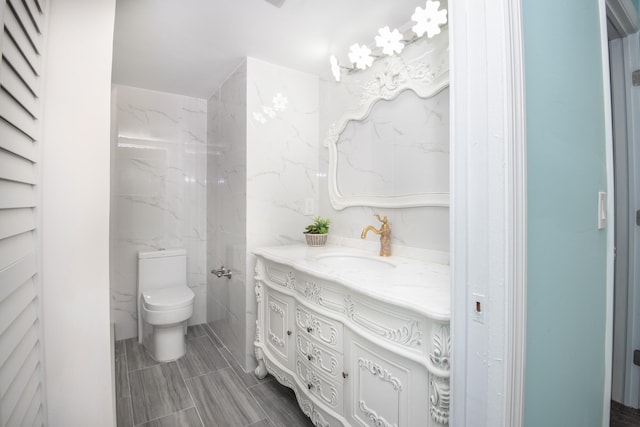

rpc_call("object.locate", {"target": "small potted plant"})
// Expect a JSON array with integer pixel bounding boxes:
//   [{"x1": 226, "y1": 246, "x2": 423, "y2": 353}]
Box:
[{"x1": 304, "y1": 216, "x2": 331, "y2": 247}]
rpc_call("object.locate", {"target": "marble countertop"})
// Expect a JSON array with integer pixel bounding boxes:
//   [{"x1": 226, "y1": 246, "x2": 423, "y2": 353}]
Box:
[{"x1": 253, "y1": 244, "x2": 450, "y2": 321}]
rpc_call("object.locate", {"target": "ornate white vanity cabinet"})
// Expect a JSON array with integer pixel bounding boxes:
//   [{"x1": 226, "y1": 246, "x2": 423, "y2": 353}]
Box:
[{"x1": 253, "y1": 245, "x2": 450, "y2": 427}]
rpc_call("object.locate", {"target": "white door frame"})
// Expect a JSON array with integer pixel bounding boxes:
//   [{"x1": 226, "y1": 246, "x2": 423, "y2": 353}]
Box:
[
  {"x1": 610, "y1": 29, "x2": 640, "y2": 409},
  {"x1": 449, "y1": 0, "x2": 527, "y2": 425},
  {"x1": 609, "y1": 36, "x2": 630, "y2": 406},
  {"x1": 450, "y1": 1, "x2": 615, "y2": 426},
  {"x1": 627, "y1": 31, "x2": 640, "y2": 411},
  {"x1": 599, "y1": 1, "x2": 617, "y2": 425}
]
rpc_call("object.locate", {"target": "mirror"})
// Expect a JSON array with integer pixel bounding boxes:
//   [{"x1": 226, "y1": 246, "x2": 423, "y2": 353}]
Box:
[
  {"x1": 336, "y1": 88, "x2": 449, "y2": 200},
  {"x1": 324, "y1": 33, "x2": 449, "y2": 210}
]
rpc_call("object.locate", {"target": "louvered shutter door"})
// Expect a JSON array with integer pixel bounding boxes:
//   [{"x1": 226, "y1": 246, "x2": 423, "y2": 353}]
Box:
[{"x1": 0, "y1": 0, "x2": 47, "y2": 425}]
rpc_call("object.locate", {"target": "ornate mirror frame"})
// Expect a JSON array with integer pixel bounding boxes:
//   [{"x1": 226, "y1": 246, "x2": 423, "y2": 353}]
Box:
[{"x1": 323, "y1": 35, "x2": 449, "y2": 210}]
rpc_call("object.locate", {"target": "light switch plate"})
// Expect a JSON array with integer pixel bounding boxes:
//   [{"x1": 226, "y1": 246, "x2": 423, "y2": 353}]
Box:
[
  {"x1": 598, "y1": 192, "x2": 607, "y2": 229},
  {"x1": 304, "y1": 198, "x2": 314, "y2": 216}
]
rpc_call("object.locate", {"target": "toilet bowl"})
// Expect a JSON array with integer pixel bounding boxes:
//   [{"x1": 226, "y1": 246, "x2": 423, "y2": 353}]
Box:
[{"x1": 137, "y1": 249, "x2": 194, "y2": 362}]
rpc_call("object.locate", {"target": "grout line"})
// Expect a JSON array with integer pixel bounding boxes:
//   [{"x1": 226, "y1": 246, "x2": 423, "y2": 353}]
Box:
[
  {"x1": 192, "y1": 406, "x2": 206, "y2": 427},
  {"x1": 201, "y1": 324, "x2": 237, "y2": 370},
  {"x1": 180, "y1": 365, "x2": 230, "y2": 427},
  {"x1": 135, "y1": 406, "x2": 198, "y2": 426},
  {"x1": 223, "y1": 354, "x2": 248, "y2": 384},
  {"x1": 127, "y1": 362, "x2": 163, "y2": 375},
  {"x1": 186, "y1": 324, "x2": 207, "y2": 341},
  {"x1": 125, "y1": 339, "x2": 160, "y2": 374},
  {"x1": 175, "y1": 359, "x2": 191, "y2": 392},
  {"x1": 186, "y1": 365, "x2": 234, "y2": 382},
  {"x1": 245, "y1": 380, "x2": 277, "y2": 427},
  {"x1": 239, "y1": 376, "x2": 271, "y2": 425},
  {"x1": 203, "y1": 322, "x2": 227, "y2": 350}
]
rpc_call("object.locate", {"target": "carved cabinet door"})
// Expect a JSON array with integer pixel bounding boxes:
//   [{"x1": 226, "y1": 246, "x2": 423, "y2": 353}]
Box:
[
  {"x1": 343, "y1": 331, "x2": 430, "y2": 427},
  {"x1": 264, "y1": 287, "x2": 295, "y2": 369}
]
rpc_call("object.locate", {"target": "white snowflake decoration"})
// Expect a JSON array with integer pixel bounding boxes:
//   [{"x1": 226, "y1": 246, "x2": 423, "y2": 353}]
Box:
[
  {"x1": 375, "y1": 26, "x2": 404, "y2": 56},
  {"x1": 253, "y1": 111, "x2": 266, "y2": 124},
  {"x1": 348, "y1": 43, "x2": 374, "y2": 70},
  {"x1": 272, "y1": 93, "x2": 288, "y2": 112},
  {"x1": 411, "y1": 0, "x2": 448, "y2": 39},
  {"x1": 262, "y1": 106, "x2": 276, "y2": 118}
]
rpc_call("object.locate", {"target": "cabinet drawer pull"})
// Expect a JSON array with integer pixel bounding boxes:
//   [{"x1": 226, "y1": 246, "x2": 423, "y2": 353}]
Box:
[
  {"x1": 287, "y1": 330, "x2": 292, "y2": 336},
  {"x1": 307, "y1": 354, "x2": 314, "y2": 361},
  {"x1": 306, "y1": 327, "x2": 313, "y2": 333},
  {"x1": 307, "y1": 383, "x2": 313, "y2": 390},
  {"x1": 342, "y1": 371, "x2": 349, "y2": 379}
]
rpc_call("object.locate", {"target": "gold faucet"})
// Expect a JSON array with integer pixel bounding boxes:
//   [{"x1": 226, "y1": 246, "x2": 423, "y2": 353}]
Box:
[{"x1": 361, "y1": 214, "x2": 391, "y2": 257}]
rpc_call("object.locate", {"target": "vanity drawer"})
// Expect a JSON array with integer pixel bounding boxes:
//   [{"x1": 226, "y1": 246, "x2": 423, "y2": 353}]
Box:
[
  {"x1": 296, "y1": 357, "x2": 343, "y2": 414},
  {"x1": 264, "y1": 262, "x2": 296, "y2": 289},
  {"x1": 296, "y1": 304, "x2": 343, "y2": 352},
  {"x1": 296, "y1": 332, "x2": 344, "y2": 381},
  {"x1": 293, "y1": 271, "x2": 348, "y2": 315},
  {"x1": 347, "y1": 293, "x2": 427, "y2": 356}
]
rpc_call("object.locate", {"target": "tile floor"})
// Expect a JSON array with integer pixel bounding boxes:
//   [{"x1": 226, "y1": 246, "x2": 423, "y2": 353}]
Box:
[
  {"x1": 610, "y1": 400, "x2": 640, "y2": 427},
  {"x1": 115, "y1": 324, "x2": 314, "y2": 427}
]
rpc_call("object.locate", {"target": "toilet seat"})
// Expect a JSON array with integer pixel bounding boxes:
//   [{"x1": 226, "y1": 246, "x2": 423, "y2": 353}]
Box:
[{"x1": 142, "y1": 286, "x2": 194, "y2": 311}]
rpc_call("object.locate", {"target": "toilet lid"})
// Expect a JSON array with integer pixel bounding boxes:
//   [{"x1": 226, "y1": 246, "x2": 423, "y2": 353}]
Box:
[{"x1": 142, "y1": 286, "x2": 194, "y2": 311}]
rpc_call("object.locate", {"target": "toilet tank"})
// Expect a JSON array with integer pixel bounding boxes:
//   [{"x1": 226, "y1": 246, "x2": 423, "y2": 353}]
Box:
[{"x1": 138, "y1": 249, "x2": 187, "y2": 291}]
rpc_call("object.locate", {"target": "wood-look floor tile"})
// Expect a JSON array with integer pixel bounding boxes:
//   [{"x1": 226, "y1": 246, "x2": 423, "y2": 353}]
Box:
[
  {"x1": 249, "y1": 380, "x2": 314, "y2": 427},
  {"x1": 116, "y1": 396, "x2": 134, "y2": 427},
  {"x1": 138, "y1": 407, "x2": 203, "y2": 427},
  {"x1": 129, "y1": 362, "x2": 193, "y2": 425},
  {"x1": 247, "y1": 420, "x2": 273, "y2": 427},
  {"x1": 186, "y1": 367, "x2": 266, "y2": 427},
  {"x1": 125, "y1": 337, "x2": 160, "y2": 372},
  {"x1": 611, "y1": 400, "x2": 640, "y2": 427},
  {"x1": 115, "y1": 339, "x2": 130, "y2": 398},
  {"x1": 219, "y1": 346, "x2": 271, "y2": 388},
  {"x1": 186, "y1": 324, "x2": 208, "y2": 340},
  {"x1": 177, "y1": 336, "x2": 228, "y2": 379}
]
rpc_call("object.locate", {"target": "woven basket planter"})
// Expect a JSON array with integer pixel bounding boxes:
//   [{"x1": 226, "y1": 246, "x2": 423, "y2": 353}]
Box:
[{"x1": 304, "y1": 233, "x2": 328, "y2": 247}]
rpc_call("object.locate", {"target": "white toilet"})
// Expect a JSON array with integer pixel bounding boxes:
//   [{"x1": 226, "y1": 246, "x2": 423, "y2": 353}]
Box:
[{"x1": 137, "y1": 249, "x2": 195, "y2": 362}]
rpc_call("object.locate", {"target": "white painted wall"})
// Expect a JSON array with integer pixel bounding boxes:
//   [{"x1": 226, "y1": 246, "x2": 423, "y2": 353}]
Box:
[
  {"x1": 522, "y1": 1, "x2": 613, "y2": 425},
  {"x1": 42, "y1": 0, "x2": 116, "y2": 425}
]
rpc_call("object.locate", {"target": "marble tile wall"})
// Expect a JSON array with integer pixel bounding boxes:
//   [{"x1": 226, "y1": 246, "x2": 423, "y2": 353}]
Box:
[
  {"x1": 318, "y1": 28, "x2": 450, "y2": 256},
  {"x1": 245, "y1": 57, "x2": 319, "y2": 370},
  {"x1": 207, "y1": 58, "x2": 319, "y2": 371},
  {"x1": 110, "y1": 85, "x2": 207, "y2": 340},
  {"x1": 207, "y1": 61, "x2": 248, "y2": 368}
]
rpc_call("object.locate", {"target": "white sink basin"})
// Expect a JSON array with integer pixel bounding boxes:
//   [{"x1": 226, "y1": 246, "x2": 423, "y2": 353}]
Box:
[{"x1": 315, "y1": 254, "x2": 395, "y2": 271}]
